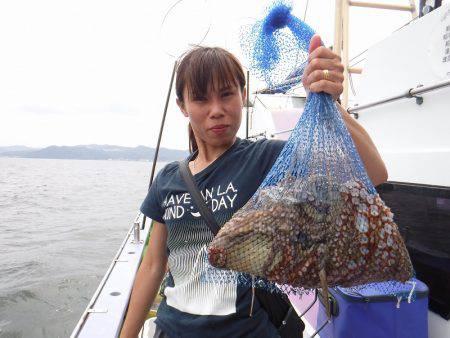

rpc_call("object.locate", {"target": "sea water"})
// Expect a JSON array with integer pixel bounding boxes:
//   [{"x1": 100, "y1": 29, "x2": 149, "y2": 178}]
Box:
[{"x1": 0, "y1": 157, "x2": 166, "y2": 338}]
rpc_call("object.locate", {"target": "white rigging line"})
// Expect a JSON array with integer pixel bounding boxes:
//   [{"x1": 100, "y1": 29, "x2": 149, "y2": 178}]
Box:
[{"x1": 159, "y1": 0, "x2": 212, "y2": 58}]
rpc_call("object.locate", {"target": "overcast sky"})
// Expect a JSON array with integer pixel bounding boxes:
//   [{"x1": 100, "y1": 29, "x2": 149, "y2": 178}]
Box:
[{"x1": 0, "y1": 0, "x2": 441, "y2": 150}]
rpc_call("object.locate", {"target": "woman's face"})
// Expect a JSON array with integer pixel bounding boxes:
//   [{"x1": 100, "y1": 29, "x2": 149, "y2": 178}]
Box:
[{"x1": 178, "y1": 84, "x2": 245, "y2": 149}]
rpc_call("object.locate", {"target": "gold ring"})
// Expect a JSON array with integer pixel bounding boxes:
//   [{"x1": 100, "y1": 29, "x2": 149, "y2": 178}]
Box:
[{"x1": 323, "y1": 69, "x2": 330, "y2": 80}]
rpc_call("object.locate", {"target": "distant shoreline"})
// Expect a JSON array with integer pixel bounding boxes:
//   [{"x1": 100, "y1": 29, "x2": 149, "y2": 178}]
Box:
[
  {"x1": 0, "y1": 156, "x2": 170, "y2": 162},
  {"x1": 0, "y1": 145, "x2": 188, "y2": 162}
]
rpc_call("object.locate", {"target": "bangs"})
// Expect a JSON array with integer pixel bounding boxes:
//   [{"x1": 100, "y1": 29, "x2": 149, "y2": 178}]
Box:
[{"x1": 176, "y1": 47, "x2": 245, "y2": 101}]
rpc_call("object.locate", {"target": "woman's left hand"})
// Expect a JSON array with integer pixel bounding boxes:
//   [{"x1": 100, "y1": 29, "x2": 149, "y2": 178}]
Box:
[{"x1": 302, "y1": 34, "x2": 345, "y2": 101}]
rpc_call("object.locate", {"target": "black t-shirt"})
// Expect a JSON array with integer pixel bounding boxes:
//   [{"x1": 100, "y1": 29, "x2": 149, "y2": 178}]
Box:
[{"x1": 140, "y1": 137, "x2": 285, "y2": 338}]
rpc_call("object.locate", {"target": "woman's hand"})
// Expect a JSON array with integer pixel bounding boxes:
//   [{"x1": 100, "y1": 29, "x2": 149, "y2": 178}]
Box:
[{"x1": 302, "y1": 34, "x2": 344, "y2": 101}]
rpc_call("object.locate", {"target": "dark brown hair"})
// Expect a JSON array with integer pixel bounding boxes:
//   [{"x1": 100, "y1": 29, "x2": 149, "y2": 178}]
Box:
[{"x1": 175, "y1": 46, "x2": 246, "y2": 153}]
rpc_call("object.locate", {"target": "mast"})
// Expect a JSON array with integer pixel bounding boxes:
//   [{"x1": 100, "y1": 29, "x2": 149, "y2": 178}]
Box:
[{"x1": 333, "y1": 1, "x2": 417, "y2": 108}]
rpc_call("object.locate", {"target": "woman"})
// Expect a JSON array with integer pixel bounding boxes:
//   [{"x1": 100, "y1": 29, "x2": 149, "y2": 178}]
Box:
[{"x1": 120, "y1": 35, "x2": 388, "y2": 338}]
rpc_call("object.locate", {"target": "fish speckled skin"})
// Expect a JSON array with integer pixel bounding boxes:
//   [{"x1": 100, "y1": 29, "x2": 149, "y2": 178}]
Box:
[{"x1": 208, "y1": 177, "x2": 413, "y2": 289}]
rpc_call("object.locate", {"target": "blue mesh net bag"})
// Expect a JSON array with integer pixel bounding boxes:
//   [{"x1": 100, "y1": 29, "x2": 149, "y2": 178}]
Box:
[
  {"x1": 239, "y1": 0, "x2": 310, "y2": 91},
  {"x1": 207, "y1": 1, "x2": 413, "y2": 295}
]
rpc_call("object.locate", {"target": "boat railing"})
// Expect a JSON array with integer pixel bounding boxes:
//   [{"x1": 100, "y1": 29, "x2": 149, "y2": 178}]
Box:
[
  {"x1": 347, "y1": 78, "x2": 450, "y2": 115},
  {"x1": 70, "y1": 212, "x2": 151, "y2": 338},
  {"x1": 132, "y1": 212, "x2": 143, "y2": 244},
  {"x1": 261, "y1": 78, "x2": 450, "y2": 138}
]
